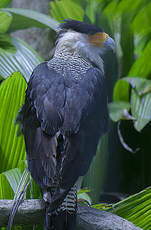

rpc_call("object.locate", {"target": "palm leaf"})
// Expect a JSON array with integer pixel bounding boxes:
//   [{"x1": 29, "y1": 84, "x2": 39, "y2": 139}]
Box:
[
  {"x1": 129, "y1": 40, "x2": 151, "y2": 78},
  {"x1": 8, "y1": 169, "x2": 31, "y2": 230},
  {"x1": 50, "y1": 0, "x2": 84, "y2": 22},
  {"x1": 0, "y1": 168, "x2": 21, "y2": 199},
  {"x1": 0, "y1": 37, "x2": 42, "y2": 81},
  {"x1": 1, "y1": 8, "x2": 59, "y2": 32},
  {"x1": 132, "y1": 2, "x2": 151, "y2": 36},
  {"x1": 123, "y1": 77, "x2": 151, "y2": 131},
  {"x1": 0, "y1": 0, "x2": 11, "y2": 8},
  {"x1": 0, "y1": 72, "x2": 27, "y2": 173},
  {"x1": 92, "y1": 187, "x2": 151, "y2": 230},
  {"x1": 108, "y1": 101, "x2": 131, "y2": 122},
  {"x1": 0, "y1": 11, "x2": 12, "y2": 33}
]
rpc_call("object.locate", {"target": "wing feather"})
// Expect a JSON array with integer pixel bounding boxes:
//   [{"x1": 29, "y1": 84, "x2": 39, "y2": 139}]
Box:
[
  {"x1": 59, "y1": 67, "x2": 108, "y2": 189},
  {"x1": 21, "y1": 61, "x2": 108, "y2": 211}
]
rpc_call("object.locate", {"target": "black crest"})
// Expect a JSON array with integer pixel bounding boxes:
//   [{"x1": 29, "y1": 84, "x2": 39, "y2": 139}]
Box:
[{"x1": 59, "y1": 19, "x2": 103, "y2": 35}]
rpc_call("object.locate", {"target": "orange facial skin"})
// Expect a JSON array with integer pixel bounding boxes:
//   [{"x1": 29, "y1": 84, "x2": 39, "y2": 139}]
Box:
[{"x1": 88, "y1": 32, "x2": 109, "y2": 47}]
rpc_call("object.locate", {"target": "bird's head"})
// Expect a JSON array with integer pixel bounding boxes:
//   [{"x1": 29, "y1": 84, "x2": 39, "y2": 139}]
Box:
[{"x1": 55, "y1": 19, "x2": 115, "y2": 71}]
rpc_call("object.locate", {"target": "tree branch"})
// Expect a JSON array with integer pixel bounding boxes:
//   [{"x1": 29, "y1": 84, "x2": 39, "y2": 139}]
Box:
[{"x1": 0, "y1": 199, "x2": 142, "y2": 230}]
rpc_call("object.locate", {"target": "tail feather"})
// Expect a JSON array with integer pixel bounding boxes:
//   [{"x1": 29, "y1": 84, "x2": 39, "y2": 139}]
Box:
[
  {"x1": 44, "y1": 184, "x2": 77, "y2": 230},
  {"x1": 45, "y1": 210, "x2": 76, "y2": 230}
]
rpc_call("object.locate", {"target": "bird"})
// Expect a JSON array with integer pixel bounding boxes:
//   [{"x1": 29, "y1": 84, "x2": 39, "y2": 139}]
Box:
[{"x1": 19, "y1": 19, "x2": 115, "y2": 230}]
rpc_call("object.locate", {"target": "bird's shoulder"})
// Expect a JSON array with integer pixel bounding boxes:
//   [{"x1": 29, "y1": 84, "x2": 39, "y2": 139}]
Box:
[
  {"x1": 27, "y1": 60, "x2": 104, "y2": 94},
  {"x1": 28, "y1": 61, "x2": 60, "y2": 88}
]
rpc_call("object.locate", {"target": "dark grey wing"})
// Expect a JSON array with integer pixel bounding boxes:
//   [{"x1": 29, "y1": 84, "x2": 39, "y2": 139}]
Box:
[
  {"x1": 22, "y1": 62, "x2": 65, "y2": 189},
  {"x1": 61, "y1": 67, "x2": 108, "y2": 186},
  {"x1": 51, "y1": 67, "x2": 108, "y2": 208},
  {"x1": 27, "y1": 62, "x2": 65, "y2": 136},
  {"x1": 22, "y1": 63, "x2": 108, "y2": 212}
]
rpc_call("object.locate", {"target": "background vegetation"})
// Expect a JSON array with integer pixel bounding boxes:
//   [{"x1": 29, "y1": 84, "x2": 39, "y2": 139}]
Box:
[{"x1": 0, "y1": 0, "x2": 151, "y2": 229}]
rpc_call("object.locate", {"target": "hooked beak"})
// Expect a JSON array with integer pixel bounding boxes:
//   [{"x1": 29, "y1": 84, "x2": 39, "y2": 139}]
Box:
[{"x1": 104, "y1": 37, "x2": 115, "y2": 51}]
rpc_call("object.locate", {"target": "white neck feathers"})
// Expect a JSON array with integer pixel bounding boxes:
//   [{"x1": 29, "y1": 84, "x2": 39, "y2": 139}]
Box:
[{"x1": 54, "y1": 31, "x2": 104, "y2": 74}]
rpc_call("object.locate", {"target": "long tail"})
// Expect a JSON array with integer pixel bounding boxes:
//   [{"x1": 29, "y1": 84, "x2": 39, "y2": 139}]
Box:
[{"x1": 44, "y1": 185, "x2": 77, "y2": 230}]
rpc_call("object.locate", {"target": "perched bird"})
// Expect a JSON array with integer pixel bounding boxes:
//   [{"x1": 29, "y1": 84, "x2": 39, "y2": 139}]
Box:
[{"x1": 20, "y1": 19, "x2": 114, "y2": 230}]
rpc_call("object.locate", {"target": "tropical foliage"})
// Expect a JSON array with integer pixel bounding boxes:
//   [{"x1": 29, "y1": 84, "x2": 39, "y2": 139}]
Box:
[
  {"x1": 93, "y1": 187, "x2": 151, "y2": 230},
  {"x1": 0, "y1": 0, "x2": 151, "y2": 230},
  {"x1": 0, "y1": 0, "x2": 59, "y2": 205},
  {"x1": 50, "y1": 0, "x2": 151, "y2": 203}
]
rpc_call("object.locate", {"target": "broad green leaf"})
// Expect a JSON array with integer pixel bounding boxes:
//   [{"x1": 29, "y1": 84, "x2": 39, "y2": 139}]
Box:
[
  {"x1": 116, "y1": 0, "x2": 142, "y2": 16},
  {"x1": 122, "y1": 77, "x2": 151, "y2": 131},
  {"x1": 0, "y1": 0, "x2": 11, "y2": 8},
  {"x1": 92, "y1": 203, "x2": 112, "y2": 210},
  {"x1": 77, "y1": 188, "x2": 91, "y2": 205},
  {"x1": 1, "y1": 8, "x2": 59, "y2": 32},
  {"x1": 13, "y1": 169, "x2": 30, "y2": 200},
  {"x1": 3, "y1": 168, "x2": 22, "y2": 193},
  {"x1": 103, "y1": 0, "x2": 142, "y2": 19},
  {"x1": 0, "y1": 37, "x2": 42, "y2": 81},
  {"x1": 0, "y1": 172, "x2": 14, "y2": 199},
  {"x1": 0, "y1": 168, "x2": 22, "y2": 199},
  {"x1": 50, "y1": 1, "x2": 64, "y2": 22},
  {"x1": 85, "y1": 1, "x2": 98, "y2": 23},
  {"x1": 120, "y1": 14, "x2": 135, "y2": 77},
  {"x1": 92, "y1": 0, "x2": 105, "y2": 3},
  {"x1": 93, "y1": 187, "x2": 151, "y2": 230},
  {"x1": 104, "y1": 1, "x2": 135, "y2": 76},
  {"x1": 0, "y1": 75, "x2": 3, "y2": 81},
  {"x1": 7, "y1": 169, "x2": 41, "y2": 229},
  {"x1": 129, "y1": 40, "x2": 151, "y2": 78},
  {"x1": 108, "y1": 101, "x2": 132, "y2": 122},
  {"x1": 78, "y1": 192, "x2": 91, "y2": 205},
  {"x1": 103, "y1": 0, "x2": 118, "y2": 33},
  {"x1": 0, "y1": 72, "x2": 27, "y2": 173},
  {"x1": 123, "y1": 77, "x2": 151, "y2": 95},
  {"x1": 113, "y1": 77, "x2": 151, "y2": 131},
  {"x1": 0, "y1": 34, "x2": 16, "y2": 53},
  {"x1": 103, "y1": 0, "x2": 118, "y2": 19},
  {"x1": 135, "y1": 35, "x2": 150, "y2": 57},
  {"x1": 0, "y1": 11, "x2": 12, "y2": 33},
  {"x1": 132, "y1": 2, "x2": 151, "y2": 35},
  {"x1": 17, "y1": 160, "x2": 27, "y2": 174},
  {"x1": 131, "y1": 89, "x2": 151, "y2": 131},
  {"x1": 17, "y1": 163, "x2": 41, "y2": 199},
  {"x1": 7, "y1": 169, "x2": 31, "y2": 230},
  {"x1": 112, "y1": 187, "x2": 151, "y2": 230},
  {"x1": 78, "y1": 188, "x2": 91, "y2": 195},
  {"x1": 50, "y1": 0, "x2": 84, "y2": 22},
  {"x1": 113, "y1": 79, "x2": 130, "y2": 102}
]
